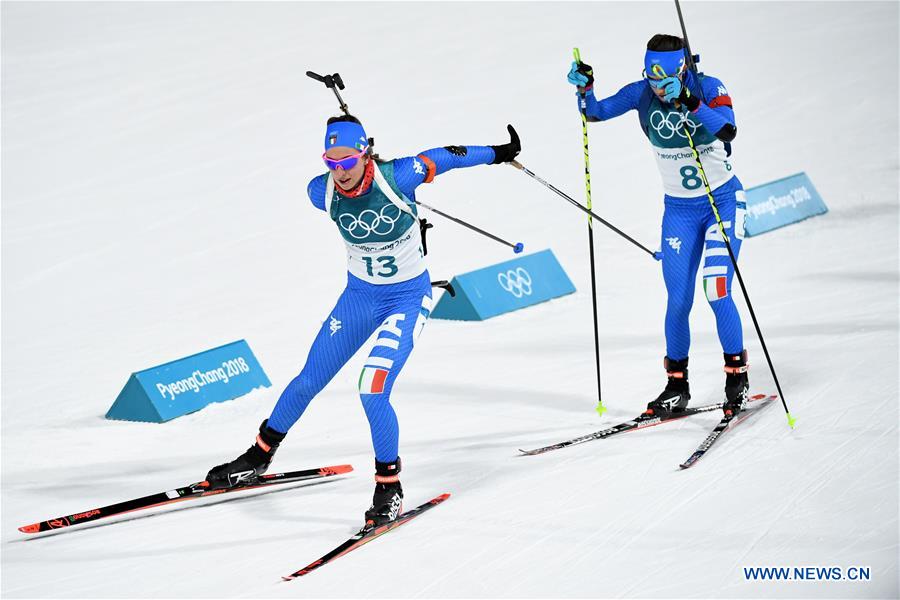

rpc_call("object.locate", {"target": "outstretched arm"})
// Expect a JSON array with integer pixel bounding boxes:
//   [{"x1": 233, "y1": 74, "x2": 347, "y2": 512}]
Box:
[
  {"x1": 568, "y1": 61, "x2": 643, "y2": 122},
  {"x1": 581, "y1": 81, "x2": 645, "y2": 122},
  {"x1": 392, "y1": 146, "x2": 492, "y2": 194},
  {"x1": 392, "y1": 125, "x2": 521, "y2": 196}
]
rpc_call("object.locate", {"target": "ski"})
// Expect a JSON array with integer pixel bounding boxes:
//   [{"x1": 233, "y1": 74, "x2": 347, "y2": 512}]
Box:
[
  {"x1": 18, "y1": 464, "x2": 353, "y2": 534},
  {"x1": 282, "y1": 493, "x2": 450, "y2": 580},
  {"x1": 519, "y1": 402, "x2": 725, "y2": 456},
  {"x1": 679, "y1": 394, "x2": 777, "y2": 469}
]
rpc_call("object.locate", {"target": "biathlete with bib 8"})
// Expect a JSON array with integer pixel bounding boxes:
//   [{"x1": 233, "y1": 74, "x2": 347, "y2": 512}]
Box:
[{"x1": 567, "y1": 34, "x2": 750, "y2": 417}]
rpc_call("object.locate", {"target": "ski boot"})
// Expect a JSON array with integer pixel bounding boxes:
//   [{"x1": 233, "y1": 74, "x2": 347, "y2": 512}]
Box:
[
  {"x1": 645, "y1": 357, "x2": 690, "y2": 415},
  {"x1": 722, "y1": 350, "x2": 750, "y2": 417},
  {"x1": 364, "y1": 458, "x2": 403, "y2": 529},
  {"x1": 205, "y1": 420, "x2": 286, "y2": 489}
]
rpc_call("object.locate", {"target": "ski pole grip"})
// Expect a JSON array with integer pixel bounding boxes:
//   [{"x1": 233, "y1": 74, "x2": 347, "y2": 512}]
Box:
[
  {"x1": 573, "y1": 47, "x2": 581, "y2": 63},
  {"x1": 333, "y1": 73, "x2": 345, "y2": 90},
  {"x1": 306, "y1": 71, "x2": 326, "y2": 83}
]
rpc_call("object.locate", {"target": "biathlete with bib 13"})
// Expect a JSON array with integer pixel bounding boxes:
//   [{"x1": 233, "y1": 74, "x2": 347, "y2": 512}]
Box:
[{"x1": 205, "y1": 113, "x2": 521, "y2": 527}]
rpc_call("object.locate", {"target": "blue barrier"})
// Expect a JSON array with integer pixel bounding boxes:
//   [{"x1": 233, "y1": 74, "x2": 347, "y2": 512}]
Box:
[
  {"x1": 430, "y1": 249, "x2": 575, "y2": 321},
  {"x1": 106, "y1": 340, "x2": 271, "y2": 423},
  {"x1": 744, "y1": 172, "x2": 827, "y2": 237}
]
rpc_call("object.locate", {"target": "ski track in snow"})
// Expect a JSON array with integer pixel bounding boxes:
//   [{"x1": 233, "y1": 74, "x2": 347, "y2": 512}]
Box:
[{"x1": 3, "y1": 2, "x2": 899, "y2": 599}]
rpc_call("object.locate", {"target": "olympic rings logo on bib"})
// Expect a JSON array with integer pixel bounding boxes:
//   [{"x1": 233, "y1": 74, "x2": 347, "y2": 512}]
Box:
[
  {"x1": 649, "y1": 110, "x2": 700, "y2": 140},
  {"x1": 497, "y1": 267, "x2": 533, "y2": 298},
  {"x1": 338, "y1": 204, "x2": 403, "y2": 240}
]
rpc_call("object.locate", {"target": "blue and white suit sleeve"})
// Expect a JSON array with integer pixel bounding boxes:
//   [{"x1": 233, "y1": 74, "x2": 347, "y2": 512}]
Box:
[
  {"x1": 391, "y1": 146, "x2": 496, "y2": 197},
  {"x1": 689, "y1": 75, "x2": 736, "y2": 138},
  {"x1": 307, "y1": 175, "x2": 328, "y2": 211},
  {"x1": 580, "y1": 81, "x2": 645, "y2": 122}
]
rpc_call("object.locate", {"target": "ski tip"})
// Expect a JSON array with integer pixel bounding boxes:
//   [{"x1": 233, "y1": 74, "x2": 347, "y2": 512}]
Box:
[
  {"x1": 18, "y1": 523, "x2": 41, "y2": 534},
  {"x1": 281, "y1": 575, "x2": 295, "y2": 582},
  {"x1": 319, "y1": 464, "x2": 354, "y2": 476},
  {"x1": 432, "y1": 493, "x2": 451, "y2": 503}
]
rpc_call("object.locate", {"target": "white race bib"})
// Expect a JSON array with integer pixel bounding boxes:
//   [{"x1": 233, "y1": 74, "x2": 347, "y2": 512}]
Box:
[{"x1": 652, "y1": 139, "x2": 734, "y2": 198}]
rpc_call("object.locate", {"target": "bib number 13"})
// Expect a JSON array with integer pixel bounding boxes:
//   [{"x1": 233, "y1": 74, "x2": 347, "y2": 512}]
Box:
[{"x1": 363, "y1": 256, "x2": 398, "y2": 278}]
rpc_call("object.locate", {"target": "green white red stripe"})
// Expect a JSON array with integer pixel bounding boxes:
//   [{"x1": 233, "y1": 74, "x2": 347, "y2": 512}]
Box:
[
  {"x1": 704, "y1": 276, "x2": 727, "y2": 301},
  {"x1": 359, "y1": 367, "x2": 388, "y2": 394}
]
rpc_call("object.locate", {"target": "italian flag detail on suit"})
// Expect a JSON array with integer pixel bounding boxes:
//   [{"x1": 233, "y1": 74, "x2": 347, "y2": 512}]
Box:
[
  {"x1": 359, "y1": 367, "x2": 389, "y2": 394},
  {"x1": 704, "y1": 276, "x2": 728, "y2": 301}
]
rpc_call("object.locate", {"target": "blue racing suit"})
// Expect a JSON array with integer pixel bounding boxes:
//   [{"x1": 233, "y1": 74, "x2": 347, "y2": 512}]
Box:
[
  {"x1": 267, "y1": 145, "x2": 496, "y2": 462},
  {"x1": 580, "y1": 70, "x2": 746, "y2": 359}
]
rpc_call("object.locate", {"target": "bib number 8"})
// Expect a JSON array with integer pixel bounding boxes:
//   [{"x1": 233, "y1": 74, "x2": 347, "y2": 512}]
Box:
[
  {"x1": 680, "y1": 166, "x2": 703, "y2": 190},
  {"x1": 363, "y1": 256, "x2": 398, "y2": 278}
]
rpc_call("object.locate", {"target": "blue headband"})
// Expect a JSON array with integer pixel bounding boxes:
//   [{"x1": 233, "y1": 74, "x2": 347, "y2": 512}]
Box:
[
  {"x1": 324, "y1": 121, "x2": 368, "y2": 152},
  {"x1": 644, "y1": 49, "x2": 687, "y2": 79}
]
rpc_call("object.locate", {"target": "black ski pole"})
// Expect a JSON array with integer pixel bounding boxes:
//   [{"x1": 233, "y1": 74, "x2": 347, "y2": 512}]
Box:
[
  {"x1": 415, "y1": 200, "x2": 523, "y2": 254},
  {"x1": 573, "y1": 47, "x2": 605, "y2": 416},
  {"x1": 673, "y1": 1, "x2": 794, "y2": 428},
  {"x1": 509, "y1": 160, "x2": 657, "y2": 258}
]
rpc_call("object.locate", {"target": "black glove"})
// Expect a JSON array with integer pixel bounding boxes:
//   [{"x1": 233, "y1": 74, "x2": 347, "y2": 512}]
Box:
[
  {"x1": 678, "y1": 84, "x2": 701, "y2": 112},
  {"x1": 206, "y1": 420, "x2": 286, "y2": 489},
  {"x1": 489, "y1": 125, "x2": 521, "y2": 164},
  {"x1": 567, "y1": 61, "x2": 594, "y2": 89}
]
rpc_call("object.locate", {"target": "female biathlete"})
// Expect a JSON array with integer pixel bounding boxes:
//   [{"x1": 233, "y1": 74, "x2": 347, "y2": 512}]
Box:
[
  {"x1": 567, "y1": 34, "x2": 750, "y2": 417},
  {"x1": 206, "y1": 114, "x2": 521, "y2": 527}
]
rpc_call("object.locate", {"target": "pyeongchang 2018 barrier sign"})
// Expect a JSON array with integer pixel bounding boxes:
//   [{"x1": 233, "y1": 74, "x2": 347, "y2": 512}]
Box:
[
  {"x1": 431, "y1": 249, "x2": 575, "y2": 321},
  {"x1": 744, "y1": 172, "x2": 828, "y2": 237},
  {"x1": 106, "y1": 340, "x2": 271, "y2": 423}
]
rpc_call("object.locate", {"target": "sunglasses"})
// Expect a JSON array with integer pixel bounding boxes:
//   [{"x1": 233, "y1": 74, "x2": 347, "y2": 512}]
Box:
[
  {"x1": 644, "y1": 64, "x2": 686, "y2": 89},
  {"x1": 322, "y1": 148, "x2": 367, "y2": 171}
]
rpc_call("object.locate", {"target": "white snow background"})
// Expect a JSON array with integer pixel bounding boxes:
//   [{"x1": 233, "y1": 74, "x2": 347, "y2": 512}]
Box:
[{"x1": 1, "y1": 1, "x2": 898, "y2": 598}]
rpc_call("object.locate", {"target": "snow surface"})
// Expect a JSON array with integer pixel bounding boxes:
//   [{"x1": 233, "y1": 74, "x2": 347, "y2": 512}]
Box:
[{"x1": 2, "y1": 1, "x2": 898, "y2": 598}]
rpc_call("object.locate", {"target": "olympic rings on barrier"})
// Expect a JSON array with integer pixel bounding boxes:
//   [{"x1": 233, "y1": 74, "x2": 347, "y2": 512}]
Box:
[{"x1": 497, "y1": 267, "x2": 533, "y2": 298}]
